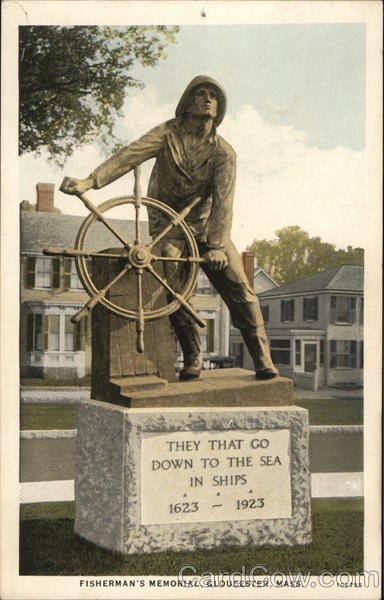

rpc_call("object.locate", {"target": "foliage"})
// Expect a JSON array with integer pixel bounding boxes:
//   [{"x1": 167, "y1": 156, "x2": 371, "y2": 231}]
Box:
[
  {"x1": 248, "y1": 226, "x2": 364, "y2": 285},
  {"x1": 19, "y1": 26, "x2": 179, "y2": 165},
  {"x1": 20, "y1": 200, "x2": 61, "y2": 213},
  {"x1": 20, "y1": 200, "x2": 35, "y2": 211}
]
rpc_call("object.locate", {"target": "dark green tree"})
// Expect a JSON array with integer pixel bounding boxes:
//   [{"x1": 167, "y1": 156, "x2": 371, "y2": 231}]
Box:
[
  {"x1": 248, "y1": 226, "x2": 364, "y2": 285},
  {"x1": 19, "y1": 25, "x2": 179, "y2": 165}
]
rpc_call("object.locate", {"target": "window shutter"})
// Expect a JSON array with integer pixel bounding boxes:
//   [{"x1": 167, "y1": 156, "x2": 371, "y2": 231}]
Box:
[
  {"x1": 27, "y1": 314, "x2": 34, "y2": 351},
  {"x1": 86, "y1": 314, "x2": 91, "y2": 345},
  {"x1": 314, "y1": 297, "x2": 319, "y2": 320},
  {"x1": 74, "y1": 320, "x2": 87, "y2": 351},
  {"x1": 303, "y1": 298, "x2": 307, "y2": 320},
  {"x1": 330, "y1": 296, "x2": 336, "y2": 323},
  {"x1": 320, "y1": 340, "x2": 324, "y2": 364},
  {"x1": 261, "y1": 305, "x2": 269, "y2": 322},
  {"x1": 64, "y1": 259, "x2": 72, "y2": 290},
  {"x1": 26, "y1": 257, "x2": 36, "y2": 288},
  {"x1": 207, "y1": 319, "x2": 215, "y2": 353},
  {"x1": 280, "y1": 301, "x2": 284, "y2": 322},
  {"x1": 330, "y1": 340, "x2": 336, "y2": 367},
  {"x1": 52, "y1": 258, "x2": 61, "y2": 289},
  {"x1": 290, "y1": 299, "x2": 295, "y2": 321},
  {"x1": 43, "y1": 315, "x2": 49, "y2": 350},
  {"x1": 350, "y1": 341, "x2": 357, "y2": 368},
  {"x1": 350, "y1": 297, "x2": 356, "y2": 324},
  {"x1": 83, "y1": 317, "x2": 89, "y2": 350}
]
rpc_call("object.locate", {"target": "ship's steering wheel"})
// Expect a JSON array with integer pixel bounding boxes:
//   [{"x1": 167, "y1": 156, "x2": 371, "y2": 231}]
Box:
[{"x1": 43, "y1": 167, "x2": 205, "y2": 352}]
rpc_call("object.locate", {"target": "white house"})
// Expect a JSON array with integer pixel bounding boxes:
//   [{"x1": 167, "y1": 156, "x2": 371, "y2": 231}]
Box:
[{"x1": 258, "y1": 265, "x2": 364, "y2": 390}]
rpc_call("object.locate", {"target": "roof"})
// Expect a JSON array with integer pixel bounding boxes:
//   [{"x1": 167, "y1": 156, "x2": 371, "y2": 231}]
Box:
[
  {"x1": 259, "y1": 265, "x2": 364, "y2": 297},
  {"x1": 21, "y1": 211, "x2": 150, "y2": 253}
]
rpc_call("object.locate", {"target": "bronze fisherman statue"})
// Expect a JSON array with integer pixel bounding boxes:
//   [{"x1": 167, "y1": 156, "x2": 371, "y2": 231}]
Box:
[{"x1": 61, "y1": 75, "x2": 278, "y2": 382}]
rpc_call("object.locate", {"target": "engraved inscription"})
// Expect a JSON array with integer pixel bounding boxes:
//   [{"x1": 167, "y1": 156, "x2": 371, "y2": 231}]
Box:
[{"x1": 141, "y1": 429, "x2": 291, "y2": 524}]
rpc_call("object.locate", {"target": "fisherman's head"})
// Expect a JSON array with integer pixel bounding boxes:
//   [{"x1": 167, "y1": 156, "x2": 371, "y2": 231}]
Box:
[{"x1": 176, "y1": 76, "x2": 227, "y2": 126}]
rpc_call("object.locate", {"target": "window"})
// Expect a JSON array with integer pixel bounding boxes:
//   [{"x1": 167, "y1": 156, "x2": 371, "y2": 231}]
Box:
[
  {"x1": 303, "y1": 297, "x2": 318, "y2": 321},
  {"x1": 27, "y1": 314, "x2": 60, "y2": 351},
  {"x1": 320, "y1": 340, "x2": 324, "y2": 365},
  {"x1": 27, "y1": 313, "x2": 43, "y2": 351},
  {"x1": 36, "y1": 258, "x2": 52, "y2": 288},
  {"x1": 47, "y1": 315, "x2": 60, "y2": 350},
  {"x1": 330, "y1": 340, "x2": 357, "y2": 368},
  {"x1": 330, "y1": 296, "x2": 356, "y2": 324},
  {"x1": 197, "y1": 271, "x2": 215, "y2": 295},
  {"x1": 27, "y1": 313, "x2": 86, "y2": 352},
  {"x1": 270, "y1": 339, "x2": 291, "y2": 365},
  {"x1": 65, "y1": 316, "x2": 86, "y2": 351},
  {"x1": 261, "y1": 305, "x2": 269, "y2": 322},
  {"x1": 26, "y1": 257, "x2": 60, "y2": 289},
  {"x1": 295, "y1": 340, "x2": 301, "y2": 366},
  {"x1": 64, "y1": 259, "x2": 83, "y2": 290},
  {"x1": 201, "y1": 319, "x2": 215, "y2": 353},
  {"x1": 281, "y1": 299, "x2": 295, "y2": 322}
]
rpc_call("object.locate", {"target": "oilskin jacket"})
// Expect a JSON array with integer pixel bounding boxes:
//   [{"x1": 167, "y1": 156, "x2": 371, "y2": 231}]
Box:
[{"x1": 90, "y1": 118, "x2": 236, "y2": 251}]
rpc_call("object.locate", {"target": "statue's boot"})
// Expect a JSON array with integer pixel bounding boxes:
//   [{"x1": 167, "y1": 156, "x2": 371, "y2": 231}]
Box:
[
  {"x1": 172, "y1": 321, "x2": 202, "y2": 381},
  {"x1": 240, "y1": 327, "x2": 279, "y2": 380}
]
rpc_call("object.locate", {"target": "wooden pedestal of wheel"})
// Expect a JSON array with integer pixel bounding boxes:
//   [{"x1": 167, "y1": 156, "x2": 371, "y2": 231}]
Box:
[{"x1": 91, "y1": 252, "x2": 176, "y2": 405}]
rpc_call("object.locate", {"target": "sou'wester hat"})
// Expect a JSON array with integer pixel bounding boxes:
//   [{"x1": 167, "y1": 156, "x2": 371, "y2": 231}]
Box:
[{"x1": 175, "y1": 75, "x2": 227, "y2": 126}]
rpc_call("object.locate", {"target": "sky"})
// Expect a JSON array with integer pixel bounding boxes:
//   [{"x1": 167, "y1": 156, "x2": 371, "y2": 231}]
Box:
[{"x1": 19, "y1": 23, "x2": 367, "y2": 251}]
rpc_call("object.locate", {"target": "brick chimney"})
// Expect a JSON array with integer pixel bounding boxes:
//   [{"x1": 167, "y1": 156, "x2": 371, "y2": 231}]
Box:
[
  {"x1": 242, "y1": 251, "x2": 255, "y2": 287},
  {"x1": 36, "y1": 183, "x2": 55, "y2": 212}
]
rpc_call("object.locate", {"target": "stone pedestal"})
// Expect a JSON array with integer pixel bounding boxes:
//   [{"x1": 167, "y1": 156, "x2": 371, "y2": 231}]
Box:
[{"x1": 74, "y1": 374, "x2": 311, "y2": 554}]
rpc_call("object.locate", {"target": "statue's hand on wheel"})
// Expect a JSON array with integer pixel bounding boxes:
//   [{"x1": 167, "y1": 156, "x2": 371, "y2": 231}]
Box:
[
  {"x1": 202, "y1": 249, "x2": 228, "y2": 271},
  {"x1": 60, "y1": 175, "x2": 94, "y2": 196}
]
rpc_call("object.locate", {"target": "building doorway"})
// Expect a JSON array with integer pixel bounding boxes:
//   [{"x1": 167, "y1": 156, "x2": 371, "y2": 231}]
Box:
[{"x1": 304, "y1": 343, "x2": 317, "y2": 372}]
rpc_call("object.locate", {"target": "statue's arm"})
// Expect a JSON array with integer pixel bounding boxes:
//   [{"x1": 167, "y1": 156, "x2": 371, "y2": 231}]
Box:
[
  {"x1": 91, "y1": 125, "x2": 165, "y2": 189},
  {"x1": 206, "y1": 140, "x2": 237, "y2": 251},
  {"x1": 61, "y1": 125, "x2": 166, "y2": 195}
]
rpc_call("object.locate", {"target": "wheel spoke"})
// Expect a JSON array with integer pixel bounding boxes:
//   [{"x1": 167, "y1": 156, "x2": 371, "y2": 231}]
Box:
[
  {"x1": 77, "y1": 192, "x2": 132, "y2": 250},
  {"x1": 71, "y1": 264, "x2": 132, "y2": 323},
  {"x1": 136, "y1": 267, "x2": 145, "y2": 353},
  {"x1": 149, "y1": 196, "x2": 202, "y2": 249},
  {"x1": 151, "y1": 255, "x2": 206, "y2": 264},
  {"x1": 43, "y1": 247, "x2": 124, "y2": 259},
  {"x1": 133, "y1": 166, "x2": 142, "y2": 245},
  {"x1": 145, "y1": 264, "x2": 205, "y2": 328}
]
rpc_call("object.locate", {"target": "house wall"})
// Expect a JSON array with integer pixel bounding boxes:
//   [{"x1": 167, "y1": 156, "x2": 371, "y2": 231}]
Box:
[
  {"x1": 260, "y1": 293, "x2": 329, "y2": 332},
  {"x1": 21, "y1": 254, "x2": 91, "y2": 378},
  {"x1": 260, "y1": 292, "x2": 363, "y2": 388}
]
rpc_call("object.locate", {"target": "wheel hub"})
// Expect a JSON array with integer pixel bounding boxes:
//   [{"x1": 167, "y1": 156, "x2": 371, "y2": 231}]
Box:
[{"x1": 128, "y1": 244, "x2": 151, "y2": 268}]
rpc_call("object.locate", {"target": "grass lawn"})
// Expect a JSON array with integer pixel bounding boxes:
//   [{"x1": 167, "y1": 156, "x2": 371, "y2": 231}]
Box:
[
  {"x1": 295, "y1": 398, "x2": 363, "y2": 426},
  {"x1": 21, "y1": 398, "x2": 363, "y2": 430},
  {"x1": 19, "y1": 499, "x2": 363, "y2": 576},
  {"x1": 21, "y1": 404, "x2": 75, "y2": 430},
  {"x1": 21, "y1": 377, "x2": 91, "y2": 387}
]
